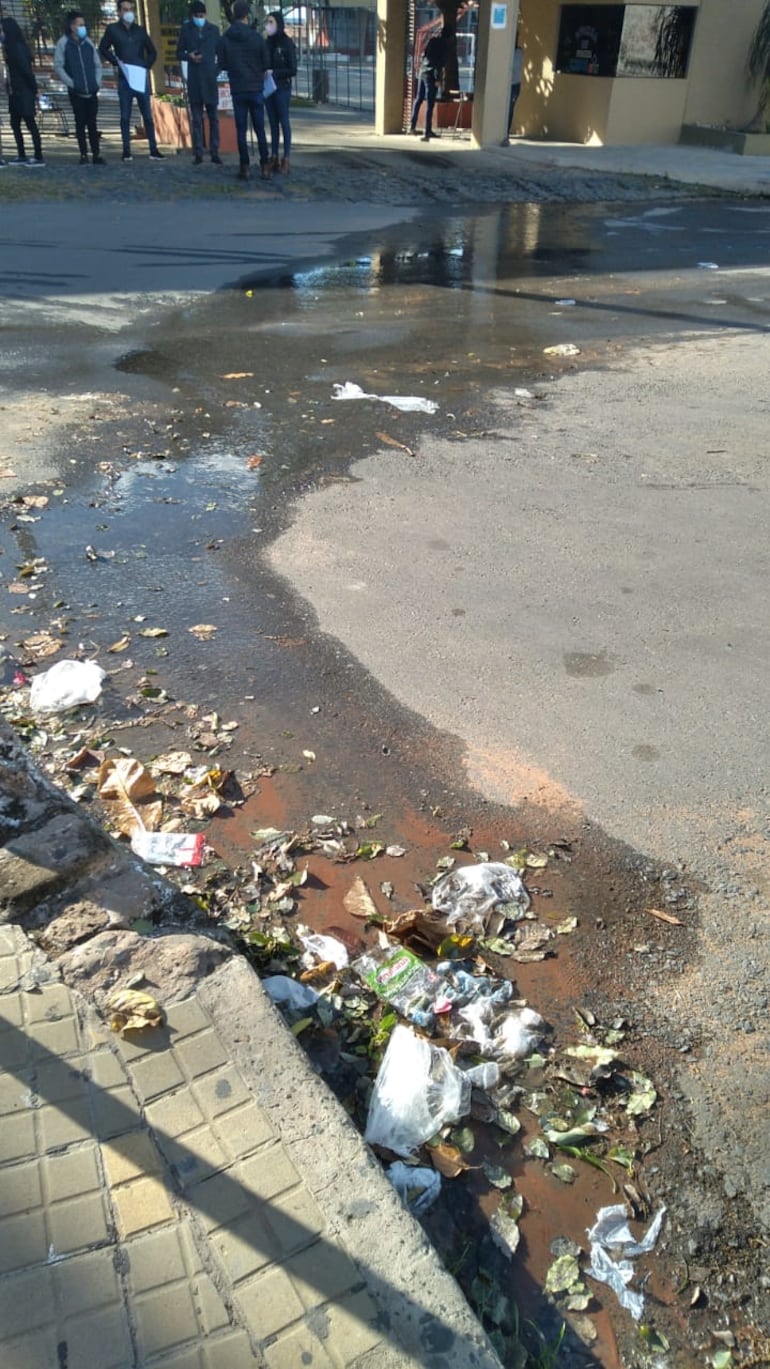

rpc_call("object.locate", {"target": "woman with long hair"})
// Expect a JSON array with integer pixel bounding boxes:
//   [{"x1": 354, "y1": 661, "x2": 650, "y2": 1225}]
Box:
[{"x1": 0, "y1": 17, "x2": 44, "y2": 164}]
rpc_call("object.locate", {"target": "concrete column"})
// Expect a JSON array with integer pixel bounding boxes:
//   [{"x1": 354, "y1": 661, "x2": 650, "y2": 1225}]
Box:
[
  {"x1": 375, "y1": 0, "x2": 407, "y2": 134},
  {"x1": 472, "y1": 0, "x2": 518, "y2": 148},
  {"x1": 140, "y1": 0, "x2": 166, "y2": 95}
]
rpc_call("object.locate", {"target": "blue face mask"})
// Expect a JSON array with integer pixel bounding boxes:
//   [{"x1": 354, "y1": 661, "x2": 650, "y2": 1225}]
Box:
[
  {"x1": 193, "y1": 14, "x2": 205, "y2": 25},
  {"x1": 76, "y1": 24, "x2": 87, "y2": 38}
]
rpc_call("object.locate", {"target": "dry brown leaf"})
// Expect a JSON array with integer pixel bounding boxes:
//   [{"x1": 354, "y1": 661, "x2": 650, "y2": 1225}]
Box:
[
  {"x1": 647, "y1": 907, "x2": 684, "y2": 926},
  {"x1": 107, "y1": 635, "x2": 131, "y2": 653},
  {"x1": 19, "y1": 494, "x2": 49, "y2": 509},
  {"x1": 20, "y1": 631, "x2": 62, "y2": 660},
  {"x1": 220, "y1": 371, "x2": 254, "y2": 379},
  {"x1": 65, "y1": 746, "x2": 103, "y2": 773},
  {"x1": 343, "y1": 875, "x2": 379, "y2": 921},
  {"x1": 97, "y1": 757, "x2": 162, "y2": 837},
  {"x1": 375, "y1": 431, "x2": 415, "y2": 457},
  {"x1": 138, "y1": 627, "x2": 168, "y2": 639},
  {"x1": 151, "y1": 749, "x2": 191, "y2": 775},
  {"x1": 429, "y1": 1143, "x2": 469, "y2": 1179},
  {"x1": 246, "y1": 455, "x2": 264, "y2": 470},
  {"x1": 188, "y1": 624, "x2": 218, "y2": 640},
  {"x1": 109, "y1": 988, "x2": 164, "y2": 1034},
  {"x1": 180, "y1": 791, "x2": 222, "y2": 819}
]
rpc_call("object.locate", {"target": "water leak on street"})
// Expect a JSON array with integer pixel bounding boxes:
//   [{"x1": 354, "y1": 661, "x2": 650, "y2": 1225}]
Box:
[{"x1": 3, "y1": 198, "x2": 770, "y2": 1368}]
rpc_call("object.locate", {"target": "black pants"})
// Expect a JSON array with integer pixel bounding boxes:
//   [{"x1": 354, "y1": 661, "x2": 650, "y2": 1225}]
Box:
[
  {"x1": 190, "y1": 101, "x2": 219, "y2": 158},
  {"x1": 68, "y1": 90, "x2": 99, "y2": 158},
  {"x1": 9, "y1": 102, "x2": 42, "y2": 161}
]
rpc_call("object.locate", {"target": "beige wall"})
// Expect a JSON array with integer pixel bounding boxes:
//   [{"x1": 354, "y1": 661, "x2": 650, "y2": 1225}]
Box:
[
  {"x1": 472, "y1": 0, "x2": 519, "y2": 146},
  {"x1": 517, "y1": 0, "x2": 766, "y2": 145},
  {"x1": 684, "y1": 0, "x2": 766, "y2": 128}
]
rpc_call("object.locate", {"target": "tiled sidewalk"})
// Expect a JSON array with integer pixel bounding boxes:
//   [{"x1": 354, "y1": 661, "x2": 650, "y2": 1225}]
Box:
[{"x1": 0, "y1": 924, "x2": 386, "y2": 1369}]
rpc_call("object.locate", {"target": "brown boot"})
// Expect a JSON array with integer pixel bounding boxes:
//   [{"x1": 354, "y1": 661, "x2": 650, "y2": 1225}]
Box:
[
  {"x1": 271, "y1": 155, "x2": 280, "y2": 172},
  {"x1": 280, "y1": 156, "x2": 290, "y2": 175},
  {"x1": 260, "y1": 161, "x2": 271, "y2": 180},
  {"x1": 237, "y1": 163, "x2": 250, "y2": 181}
]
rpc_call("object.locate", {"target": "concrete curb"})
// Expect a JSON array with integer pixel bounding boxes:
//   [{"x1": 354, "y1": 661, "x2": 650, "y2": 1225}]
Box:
[{"x1": 198, "y1": 957, "x2": 502, "y2": 1369}]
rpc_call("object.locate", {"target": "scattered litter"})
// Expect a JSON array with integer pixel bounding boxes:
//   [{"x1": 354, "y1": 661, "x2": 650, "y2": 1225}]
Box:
[
  {"x1": 332, "y1": 381, "x2": 438, "y2": 415},
  {"x1": 130, "y1": 831, "x2": 205, "y2": 867},
  {"x1": 263, "y1": 976, "x2": 320, "y2": 1010},
  {"x1": 555, "y1": 298, "x2": 577, "y2": 306},
  {"x1": 586, "y1": 1203, "x2": 666, "y2": 1320},
  {"x1": 464, "y1": 1061, "x2": 500, "y2": 1090},
  {"x1": 490, "y1": 1191, "x2": 524, "y2": 1257},
  {"x1": 514, "y1": 387, "x2": 534, "y2": 399},
  {"x1": 109, "y1": 987, "x2": 164, "y2": 1034},
  {"x1": 543, "y1": 343, "x2": 581, "y2": 357},
  {"x1": 299, "y1": 931, "x2": 349, "y2": 970},
  {"x1": 432, "y1": 861, "x2": 530, "y2": 930},
  {"x1": 386, "y1": 1161, "x2": 441, "y2": 1216},
  {"x1": 188, "y1": 624, "x2": 218, "y2": 640},
  {"x1": 495, "y1": 1007, "x2": 545, "y2": 1059},
  {"x1": 355, "y1": 946, "x2": 447, "y2": 1028},
  {"x1": 365, "y1": 1025, "x2": 471, "y2": 1157},
  {"x1": 697, "y1": 261, "x2": 719, "y2": 270},
  {"x1": 646, "y1": 907, "x2": 683, "y2": 926},
  {"x1": 29, "y1": 659, "x2": 106, "y2": 714}
]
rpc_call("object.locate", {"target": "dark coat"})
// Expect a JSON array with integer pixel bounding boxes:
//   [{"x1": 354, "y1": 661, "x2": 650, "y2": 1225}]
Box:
[
  {"x1": 2, "y1": 19, "x2": 38, "y2": 121},
  {"x1": 98, "y1": 19, "x2": 157, "y2": 73},
  {"x1": 176, "y1": 19, "x2": 219, "y2": 106},
  {"x1": 419, "y1": 34, "x2": 446, "y2": 80},
  {"x1": 216, "y1": 22, "x2": 269, "y2": 96},
  {"x1": 266, "y1": 19, "x2": 297, "y2": 90}
]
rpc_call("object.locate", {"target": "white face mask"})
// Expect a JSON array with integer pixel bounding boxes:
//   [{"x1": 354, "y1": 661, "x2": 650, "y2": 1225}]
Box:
[
  {"x1": 266, "y1": 20, "x2": 277, "y2": 33},
  {"x1": 121, "y1": 10, "x2": 135, "y2": 22}
]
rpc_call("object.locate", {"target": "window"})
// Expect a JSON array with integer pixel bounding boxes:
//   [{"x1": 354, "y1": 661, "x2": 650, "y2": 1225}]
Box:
[{"x1": 556, "y1": 5, "x2": 697, "y2": 79}]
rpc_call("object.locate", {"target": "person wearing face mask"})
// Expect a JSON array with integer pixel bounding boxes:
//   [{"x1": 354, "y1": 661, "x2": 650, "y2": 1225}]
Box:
[
  {"x1": 99, "y1": 0, "x2": 163, "y2": 161},
  {"x1": 216, "y1": 0, "x2": 271, "y2": 182},
  {"x1": 1, "y1": 17, "x2": 44, "y2": 165},
  {"x1": 264, "y1": 10, "x2": 296, "y2": 175},
  {"x1": 55, "y1": 11, "x2": 105, "y2": 165},
  {"x1": 177, "y1": 1, "x2": 221, "y2": 165}
]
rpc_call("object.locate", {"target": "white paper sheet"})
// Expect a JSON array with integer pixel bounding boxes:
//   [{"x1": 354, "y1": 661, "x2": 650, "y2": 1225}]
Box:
[{"x1": 118, "y1": 60, "x2": 148, "y2": 94}]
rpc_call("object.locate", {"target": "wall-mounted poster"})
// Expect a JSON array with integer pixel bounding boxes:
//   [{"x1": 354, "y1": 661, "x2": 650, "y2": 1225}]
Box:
[{"x1": 555, "y1": 5, "x2": 625, "y2": 78}]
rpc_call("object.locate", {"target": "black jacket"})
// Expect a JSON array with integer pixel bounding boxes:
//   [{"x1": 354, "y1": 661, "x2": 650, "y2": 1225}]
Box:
[
  {"x1": 266, "y1": 18, "x2": 297, "y2": 90},
  {"x1": 2, "y1": 19, "x2": 38, "y2": 120},
  {"x1": 216, "y1": 22, "x2": 269, "y2": 96},
  {"x1": 419, "y1": 34, "x2": 446, "y2": 80},
  {"x1": 99, "y1": 19, "x2": 157, "y2": 73},
  {"x1": 176, "y1": 19, "x2": 219, "y2": 105}
]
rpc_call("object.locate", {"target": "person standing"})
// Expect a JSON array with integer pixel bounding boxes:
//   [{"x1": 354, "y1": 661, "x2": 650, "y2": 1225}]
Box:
[
  {"x1": 217, "y1": 0, "x2": 271, "y2": 182},
  {"x1": 504, "y1": 36, "x2": 523, "y2": 144},
  {"x1": 409, "y1": 28, "x2": 446, "y2": 142},
  {"x1": 264, "y1": 10, "x2": 296, "y2": 175},
  {"x1": 54, "y1": 11, "x2": 105, "y2": 165},
  {"x1": 177, "y1": 0, "x2": 221, "y2": 165},
  {"x1": 0, "y1": 18, "x2": 44, "y2": 165},
  {"x1": 99, "y1": 0, "x2": 163, "y2": 162}
]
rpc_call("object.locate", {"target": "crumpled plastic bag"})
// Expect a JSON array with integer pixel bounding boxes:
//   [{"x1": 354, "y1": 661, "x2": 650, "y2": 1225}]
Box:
[
  {"x1": 332, "y1": 381, "x2": 438, "y2": 415},
  {"x1": 299, "y1": 931, "x2": 349, "y2": 970},
  {"x1": 262, "y1": 976, "x2": 319, "y2": 1011},
  {"x1": 365, "y1": 1024, "x2": 471, "y2": 1158},
  {"x1": 586, "y1": 1204, "x2": 666, "y2": 1320},
  {"x1": 432, "y1": 862, "x2": 531, "y2": 929},
  {"x1": 386, "y1": 1161, "x2": 441, "y2": 1216},
  {"x1": 458, "y1": 998, "x2": 544, "y2": 1060},
  {"x1": 30, "y1": 659, "x2": 106, "y2": 714}
]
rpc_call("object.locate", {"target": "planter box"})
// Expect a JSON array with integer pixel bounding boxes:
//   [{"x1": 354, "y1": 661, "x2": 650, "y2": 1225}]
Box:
[
  {"x1": 149, "y1": 96, "x2": 239, "y2": 154},
  {"x1": 410, "y1": 96, "x2": 473, "y2": 133},
  {"x1": 679, "y1": 124, "x2": 770, "y2": 157}
]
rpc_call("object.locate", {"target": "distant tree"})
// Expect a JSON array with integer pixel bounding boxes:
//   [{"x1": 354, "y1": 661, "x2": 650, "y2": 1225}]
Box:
[{"x1": 746, "y1": 0, "x2": 770, "y2": 129}]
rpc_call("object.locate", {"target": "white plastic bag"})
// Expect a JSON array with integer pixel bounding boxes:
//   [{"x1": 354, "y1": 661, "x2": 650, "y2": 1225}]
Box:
[
  {"x1": 365, "y1": 1025, "x2": 471, "y2": 1158},
  {"x1": 299, "y1": 931, "x2": 349, "y2": 969},
  {"x1": 30, "y1": 659, "x2": 105, "y2": 714},
  {"x1": 331, "y1": 381, "x2": 438, "y2": 415},
  {"x1": 262, "y1": 976, "x2": 319, "y2": 1010},
  {"x1": 386, "y1": 1162, "x2": 441, "y2": 1216},
  {"x1": 586, "y1": 1204, "x2": 666, "y2": 1320},
  {"x1": 432, "y1": 861, "x2": 530, "y2": 928}
]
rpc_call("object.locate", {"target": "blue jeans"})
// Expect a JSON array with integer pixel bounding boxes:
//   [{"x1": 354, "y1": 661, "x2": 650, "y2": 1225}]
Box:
[
  {"x1": 410, "y1": 72, "x2": 437, "y2": 135},
  {"x1": 190, "y1": 101, "x2": 220, "y2": 158},
  {"x1": 232, "y1": 92, "x2": 268, "y2": 166},
  {"x1": 266, "y1": 85, "x2": 291, "y2": 158},
  {"x1": 118, "y1": 78, "x2": 158, "y2": 155}
]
